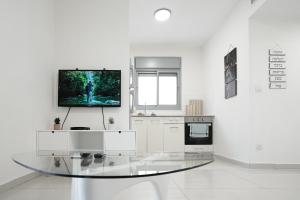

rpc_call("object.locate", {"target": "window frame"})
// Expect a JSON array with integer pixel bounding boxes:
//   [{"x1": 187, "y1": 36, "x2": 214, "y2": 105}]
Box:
[{"x1": 134, "y1": 68, "x2": 181, "y2": 110}]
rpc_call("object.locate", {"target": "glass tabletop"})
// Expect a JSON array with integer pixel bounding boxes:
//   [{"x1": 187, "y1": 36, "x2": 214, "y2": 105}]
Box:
[{"x1": 12, "y1": 151, "x2": 214, "y2": 178}]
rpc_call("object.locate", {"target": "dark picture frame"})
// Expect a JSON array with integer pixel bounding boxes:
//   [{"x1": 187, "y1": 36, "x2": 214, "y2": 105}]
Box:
[
  {"x1": 225, "y1": 64, "x2": 237, "y2": 84},
  {"x1": 224, "y1": 48, "x2": 237, "y2": 99}
]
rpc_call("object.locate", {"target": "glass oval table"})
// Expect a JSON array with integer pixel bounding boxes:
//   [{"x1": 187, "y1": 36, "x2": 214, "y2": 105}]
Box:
[{"x1": 13, "y1": 152, "x2": 213, "y2": 200}]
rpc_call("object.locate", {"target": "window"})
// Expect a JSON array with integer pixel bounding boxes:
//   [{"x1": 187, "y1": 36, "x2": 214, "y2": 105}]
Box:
[
  {"x1": 135, "y1": 69, "x2": 181, "y2": 110},
  {"x1": 138, "y1": 74, "x2": 157, "y2": 105},
  {"x1": 159, "y1": 75, "x2": 177, "y2": 105}
]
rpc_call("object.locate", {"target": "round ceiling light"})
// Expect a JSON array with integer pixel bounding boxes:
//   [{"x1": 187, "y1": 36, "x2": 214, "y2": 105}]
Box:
[{"x1": 154, "y1": 8, "x2": 171, "y2": 22}]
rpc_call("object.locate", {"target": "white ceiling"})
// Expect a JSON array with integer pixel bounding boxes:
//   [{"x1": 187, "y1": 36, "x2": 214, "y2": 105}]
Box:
[
  {"x1": 251, "y1": 0, "x2": 300, "y2": 22},
  {"x1": 129, "y1": 0, "x2": 240, "y2": 46}
]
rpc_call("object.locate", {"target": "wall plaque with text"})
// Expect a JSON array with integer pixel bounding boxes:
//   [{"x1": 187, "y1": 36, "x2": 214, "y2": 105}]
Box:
[
  {"x1": 269, "y1": 69, "x2": 286, "y2": 76},
  {"x1": 268, "y1": 48, "x2": 287, "y2": 89},
  {"x1": 269, "y1": 82, "x2": 287, "y2": 89},
  {"x1": 269, "y1": 76, "x2": 286, "y2": 82},
  {"x1": 269, "y1": 49, "x2": 285, "y2": 56},
  {"x1": 269, "y1": 55, "x2": 286, "y2": 63},
  {"x1": 269, "y1": 62, "x2": 286, "y2": 69}
]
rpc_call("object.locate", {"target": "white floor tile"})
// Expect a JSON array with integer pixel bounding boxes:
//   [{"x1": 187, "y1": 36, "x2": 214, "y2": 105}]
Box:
[
  {"x1": 0, "y1": 189, "x2": 69, "y2": 200},
  {"x1": 183, "y1": 188, "x2": 300, "y2": 200},
  {"x1": 172, "y1": 169, "x2": 259, "y2": 189},
  {"x1": 16, "y1": 176, "x2": 71, "y2": 189},
  {"x1": 237, "y1": 173, "x2": 300, "y2": 189}
]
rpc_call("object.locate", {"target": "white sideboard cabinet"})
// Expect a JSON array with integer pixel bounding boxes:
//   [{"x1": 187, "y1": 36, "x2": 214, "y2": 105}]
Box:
[
  {"x1": 131, "y1": 117, "x2": 184, "y2": 153},
  {"x1": 36, "y1": 130, "x2": 136, "y2": 155}
]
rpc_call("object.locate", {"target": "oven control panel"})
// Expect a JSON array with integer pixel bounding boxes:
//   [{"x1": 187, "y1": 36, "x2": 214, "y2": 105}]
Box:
[{"x1": 184, "y1": 116, "x2": 214, "y2": 123}]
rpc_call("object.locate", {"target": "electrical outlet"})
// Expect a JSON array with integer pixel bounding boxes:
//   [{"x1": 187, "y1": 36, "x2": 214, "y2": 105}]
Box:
[{"x1": 256, "y1": 144, "x2": 263, "y2": 151}]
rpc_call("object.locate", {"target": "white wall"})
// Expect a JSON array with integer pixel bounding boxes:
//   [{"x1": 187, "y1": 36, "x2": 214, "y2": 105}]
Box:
[
  {"x1": 201, "y1": 0, "x2": 266, "y2": 163},
  {"x1": 0, "y1": 0, "x2": 130, "y2": 186},
  {"x1": 249, "y1": 19, "x2": 300, "y2": 164},
  {"x1": 0, "y1": 0, "x2": 54, "y2": 185},
  {"x1": 130, "y1": 44, "x2": 205, "y2": 115},
  {"x1": 53, "y1": 0, "x2": 130, "y2": 130},
  {"x1": 200, "y1": 0, "x2": 300, "y2": 165}
]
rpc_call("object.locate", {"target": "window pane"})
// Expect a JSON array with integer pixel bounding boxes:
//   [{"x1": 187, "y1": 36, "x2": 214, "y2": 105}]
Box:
[
  {"x1": 159, "y1": 75, "x2": 177, "y2": 105},
  {"x1": 138, "y1": 75, "x2": 157, "y2": 105}
]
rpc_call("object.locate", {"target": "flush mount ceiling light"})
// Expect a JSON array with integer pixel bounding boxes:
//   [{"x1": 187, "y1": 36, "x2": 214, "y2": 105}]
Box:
[{"x1": 154, "y1": 8, "x2": 171, "y2": 22}]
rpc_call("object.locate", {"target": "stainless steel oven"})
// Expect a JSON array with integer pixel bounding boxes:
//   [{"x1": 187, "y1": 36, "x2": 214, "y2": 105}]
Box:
[{"x1": 184, "y1": 117, "x2": 213, "y2": 145}]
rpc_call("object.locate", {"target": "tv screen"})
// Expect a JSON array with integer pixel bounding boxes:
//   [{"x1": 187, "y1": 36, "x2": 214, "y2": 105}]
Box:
[{"x1": 58, "y1": 70, "x2": 121, "y2": 107}]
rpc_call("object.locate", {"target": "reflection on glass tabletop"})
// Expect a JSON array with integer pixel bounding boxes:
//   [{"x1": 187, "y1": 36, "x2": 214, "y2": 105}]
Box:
[{"x1": 12, "y1": 151, "x2": 214, "y2": 178}]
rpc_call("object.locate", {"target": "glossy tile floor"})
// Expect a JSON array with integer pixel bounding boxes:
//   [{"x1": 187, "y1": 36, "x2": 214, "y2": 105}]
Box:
[{"x1": 1, "y1": 159, "x2": 300, "y2": 200}]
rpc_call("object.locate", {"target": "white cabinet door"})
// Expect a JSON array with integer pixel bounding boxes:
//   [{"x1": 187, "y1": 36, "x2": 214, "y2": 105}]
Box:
[
  {"x1": 163, "y1": 123, "x2": 184, "y2": 152},
  {"x1": 132, "y1": 118, "x2": 148, "y2": 154},
  {"x1": 104, "y1": 131, "x2": 136, "y2": 151},
  {"x1": 147, "y1": 118, "x2": 164, "y2": 152}
]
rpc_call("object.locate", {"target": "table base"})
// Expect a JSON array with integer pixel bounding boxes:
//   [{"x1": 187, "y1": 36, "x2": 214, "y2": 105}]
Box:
[{"x1": 71, "y1": 175, "x2": 170, "y2": 200}]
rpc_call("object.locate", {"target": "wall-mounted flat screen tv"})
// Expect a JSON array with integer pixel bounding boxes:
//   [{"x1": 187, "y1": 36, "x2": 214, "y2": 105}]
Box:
[{"x1": 58, "y1": 70, "x2": 121, "y2": 107}]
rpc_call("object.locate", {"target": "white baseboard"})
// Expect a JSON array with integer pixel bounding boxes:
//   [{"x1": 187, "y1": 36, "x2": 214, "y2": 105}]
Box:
[
  {"x1": 215, "y1": 154, "x2": 250, "y2": 168},
  {"x1": 215, "y1": 154, "x2": 300, "y2": 169},
  {"x1": 0, "y1": 173, "x2": 40, "y2": 193}
]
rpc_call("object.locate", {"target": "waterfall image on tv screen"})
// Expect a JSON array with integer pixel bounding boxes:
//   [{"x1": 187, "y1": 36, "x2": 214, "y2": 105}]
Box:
[{"x1": 58, "y1": 70, "x2": 121, "y2": 107}]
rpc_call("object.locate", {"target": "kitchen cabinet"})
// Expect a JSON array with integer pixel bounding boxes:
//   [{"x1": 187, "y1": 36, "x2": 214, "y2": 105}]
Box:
[
  {"x1": 131, "y1": 116, "x2": 184, "y2": 153},
  {"x1": 131, "y1": 118, "x2": 148, "y2": 153},
  {"x1": 163, "y1": 123, "x2": 184, "y2": 152},
  {"x1": 147, "y1": 118, "x2": 164, "y2": 152}
]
